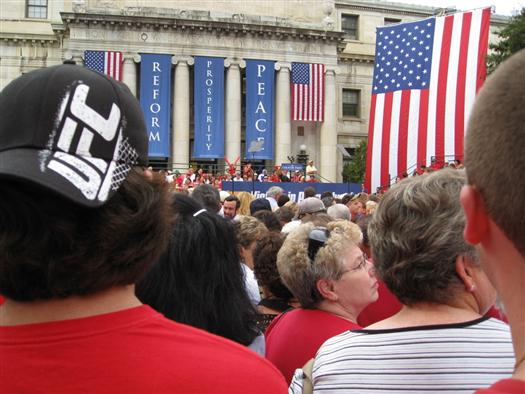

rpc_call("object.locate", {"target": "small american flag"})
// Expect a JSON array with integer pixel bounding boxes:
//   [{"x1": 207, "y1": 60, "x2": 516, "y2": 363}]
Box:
[
  {"x1": 84, "y1": 50, "x2": 123, "y2": 81},
  {"x1": 365, "y1": 8, "x2": 491, "y2": 194},
  {"x1": 291, "y1": 62, "x2": 325, "y2": 122}
]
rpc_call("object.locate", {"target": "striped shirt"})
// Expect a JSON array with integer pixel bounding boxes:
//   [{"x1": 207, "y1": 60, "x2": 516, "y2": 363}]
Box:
[{"x1": 290, "y1": 317, "x2": 514, "y2": 394}]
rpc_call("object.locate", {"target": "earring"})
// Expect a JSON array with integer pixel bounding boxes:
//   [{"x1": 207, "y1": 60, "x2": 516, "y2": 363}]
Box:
[{"x1": 470, "y1": 284, "x2": 476, "y2": 292}]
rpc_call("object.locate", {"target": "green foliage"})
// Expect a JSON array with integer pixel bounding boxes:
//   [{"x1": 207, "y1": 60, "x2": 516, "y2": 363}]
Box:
[
  {"x1": 342, "y1": 139, "x2": 367, "y2": 183},
  {"x1": 487, "y1": 8, "x2": 525, "y2": 74}
]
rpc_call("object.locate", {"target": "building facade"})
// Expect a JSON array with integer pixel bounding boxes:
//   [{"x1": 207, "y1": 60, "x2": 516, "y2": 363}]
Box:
[{"x1": 0, "y1": 0, "x2": 508, "y2": 181}]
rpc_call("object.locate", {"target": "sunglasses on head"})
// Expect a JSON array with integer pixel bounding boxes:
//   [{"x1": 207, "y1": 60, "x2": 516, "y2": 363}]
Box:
[{"x1": 308, "y1": 227, "x2": 330, "y2": 262}]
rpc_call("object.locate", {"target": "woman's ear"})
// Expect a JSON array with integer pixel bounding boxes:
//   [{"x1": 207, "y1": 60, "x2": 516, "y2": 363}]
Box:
[
  {"x1": 316, "y1": 279, "x2": 338, "y2": 301},
  {"x1": 455, "y1": 255, "x2": 476, "y2": 292}
]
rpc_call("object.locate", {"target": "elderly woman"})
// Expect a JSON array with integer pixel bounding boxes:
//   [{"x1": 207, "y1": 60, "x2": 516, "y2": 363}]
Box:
[
  {"x1": 265, "y1": 220, "x2": 377, "y2": 384},
  {"x1": 297, "y1": 170, "x2": 515, "y2": 393}
]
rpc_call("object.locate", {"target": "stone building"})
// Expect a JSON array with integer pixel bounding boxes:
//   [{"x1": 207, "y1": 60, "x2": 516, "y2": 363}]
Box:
[{"x1": 0, "y1": 0, "x2": 508, "y2": 181}]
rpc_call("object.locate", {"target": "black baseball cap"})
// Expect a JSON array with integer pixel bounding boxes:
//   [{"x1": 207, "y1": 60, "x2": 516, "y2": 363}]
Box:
[{"x1": 0, "y1": 62, "x2": 148, "y2": 207}]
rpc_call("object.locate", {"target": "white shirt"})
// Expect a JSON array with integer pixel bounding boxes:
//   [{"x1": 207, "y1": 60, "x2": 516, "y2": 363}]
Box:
[{"x1": 241, "y1": 263, "x2": 261, "y2": 306}]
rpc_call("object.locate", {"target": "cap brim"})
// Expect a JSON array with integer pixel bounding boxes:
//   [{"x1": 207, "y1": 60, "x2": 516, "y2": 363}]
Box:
[{"x1": 0, "y1": 148, "x2": 126, "y2": 208}]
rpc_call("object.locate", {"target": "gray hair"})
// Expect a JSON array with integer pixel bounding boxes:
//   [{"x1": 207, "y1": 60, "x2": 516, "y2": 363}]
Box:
[
  {"x1": 277, "y1": 221, "x2": 361, "y2": 308},
  {"x1": 327, "y1": 203, "x2": 351, "y2": 221},
  {"x1": 369, "y1": 169, "x2": 477, "y2": 305},
  {"x1": 266, "y1": 186, "x2": 284, "y2": 199}
]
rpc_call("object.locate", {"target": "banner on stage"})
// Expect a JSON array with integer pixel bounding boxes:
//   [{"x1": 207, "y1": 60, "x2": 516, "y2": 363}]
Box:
[
  {"x1": 139, "y1": 53, "x2": 172, "y2": 157},
  {"x1": 246, "y1": 59, "x2": 275, "y2": 160},
  {"x1": 194, "y1": 56, "x2": 225, "y2": 159},
  {"x1": 221, "y1": 181, "x2": 361, "y2": 202}
]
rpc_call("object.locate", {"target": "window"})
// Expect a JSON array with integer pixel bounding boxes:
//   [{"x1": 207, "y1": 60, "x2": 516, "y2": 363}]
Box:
[
  {"x1": 341, "y1": 14, "x2": 358, "y2": 40},
  {"x1": 343, "y1": 89, "x2": 360, "y2": 117},
  {"x1": 26, "y1": 0, "x2": 47, "y2": 19},
  {"x1": 384, "y1": 17, "x2": 402, "y2": 25}
]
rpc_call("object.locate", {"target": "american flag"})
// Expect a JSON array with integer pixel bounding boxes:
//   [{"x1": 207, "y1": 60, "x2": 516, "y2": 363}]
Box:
[
  {"x1": 291, "y1": 62, "x2": 325, "y2": 122},
  {"x1": 84, "y1": 50, "x2": 123, "y2": 81},
  {"x1": 364, "y1": 8, "x2": 491, "y2": 194}
]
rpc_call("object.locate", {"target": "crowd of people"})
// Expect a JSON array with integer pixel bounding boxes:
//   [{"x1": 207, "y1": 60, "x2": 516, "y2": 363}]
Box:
[
  {"x1": 1, "y1": 49, "x2": 524, "y2": 394},
  {"x1": 160, "y1": 158, "x2": 320, "y2": 192}
]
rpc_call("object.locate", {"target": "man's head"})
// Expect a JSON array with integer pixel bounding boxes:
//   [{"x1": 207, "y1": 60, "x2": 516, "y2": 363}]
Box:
[
  {"x1": 462, "y1": 49, "x2": 525, "y2": 250},
  {"x1": 266, "y1": 186, "x2": 284, "y2": 200},
  {"x1": 303, "y1": 186, "x2": 316, "y2": 198},
  {"x1": 0, "y1": 63, "x2": 172, "y2": 301},
  {"x1": 223, "y1": 195, "x2": 240, "y2": 219},
  {"x1": 191, "y1": 184, "x2": 221, "y2": 213},
  {"x1": 461, "y1": 49, "x2": 525, "y2": 291}
]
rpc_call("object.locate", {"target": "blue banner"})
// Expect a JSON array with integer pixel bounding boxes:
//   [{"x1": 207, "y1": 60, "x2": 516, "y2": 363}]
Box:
[
  {"x1": 139, "y1": 54, "x2": 171, "y2": 157},
  {"x1": 221, "y1": 182, "x2": 361, "y2": 202},
  {"x1": 281, "y1": 163, "x2": 305, "y2": 172},
  {"x1": 193, "y1": 56, "x2": 225, "y2": 158},
  {"x1": 246, "y1": 60, "x2": 275, "y2": 160}
]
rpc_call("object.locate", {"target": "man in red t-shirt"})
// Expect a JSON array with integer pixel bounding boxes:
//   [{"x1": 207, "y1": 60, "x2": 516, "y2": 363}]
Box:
[
  {"x1": 461, "y1": 50, "x2": 525, "y2": 394},
  {"x1": 0, "y1": 64, "x2": 287, "y2": 393}
]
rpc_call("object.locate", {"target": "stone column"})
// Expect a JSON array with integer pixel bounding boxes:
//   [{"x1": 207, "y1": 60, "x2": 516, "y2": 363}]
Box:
[
  {"x1": 122, "y1": 54, "x2": 140, "y2": 97},
  {"x1": 320, "y1": 68, "x2": 337, "y2": 183},
  {"x1": 275, "y1": 62, "x2": 292, "y2": 167},
  {"x1": 171, "y1": 56, "x2": 194, "y2": 171},
  {"x1": 224, "y1": 58, "x2": 245, "y2": 168}
]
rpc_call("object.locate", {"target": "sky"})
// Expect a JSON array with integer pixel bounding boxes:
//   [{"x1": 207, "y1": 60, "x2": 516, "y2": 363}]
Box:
[{"x1": 386, "y1": 0, "x2": 523, "y2": 16}]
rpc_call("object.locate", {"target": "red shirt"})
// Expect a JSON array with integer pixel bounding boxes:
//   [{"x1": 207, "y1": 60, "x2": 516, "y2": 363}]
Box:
[
  {"x1": 265, "y1": 308, "x2": 361, "y2": 384},
  {"x1": 0, "y1": 305, "x2": 287, "y2": 393},
  {"x1": 476, "y1": 379, "x2": 525, "y2": 394},
  {"x1": 358, "y1": 279, "x2": 402, "y2": 327}
]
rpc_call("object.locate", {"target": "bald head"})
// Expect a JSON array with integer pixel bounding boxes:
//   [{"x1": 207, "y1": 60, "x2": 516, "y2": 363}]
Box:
[{"x1": 465, "y1": 48, "x2": 525, "y2": 256}]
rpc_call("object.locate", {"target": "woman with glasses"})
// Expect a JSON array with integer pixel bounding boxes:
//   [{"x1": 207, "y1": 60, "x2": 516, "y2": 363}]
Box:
[
  {"x1": 292, "y1": 170, "x2": 515, "y2": 393},
  {"x1": 265, "y1": 220, "x2": 378, "y2": 384}
]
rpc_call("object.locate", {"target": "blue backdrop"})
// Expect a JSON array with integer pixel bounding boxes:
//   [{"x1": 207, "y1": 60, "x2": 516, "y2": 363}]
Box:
[
  {"x1": 245, "y1": 59, "x2": 275, "y2": 159},
  {"x1": 193, "y1": 56, "x2": 225, "y2": 158},
  {"x1": 139, "y1": 53, "x2": 171, "y2": 157}
]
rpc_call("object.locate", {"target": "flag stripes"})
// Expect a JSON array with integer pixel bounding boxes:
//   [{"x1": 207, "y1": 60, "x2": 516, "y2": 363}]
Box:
[
  {"x1": 365, "y1": 7, "x2": 491, "y2": 194},
  {"x1": 84, "y1": 50, "x2": 123, "y2": 81},
  {"x1": 291, "y1": 63, "x2": 325, "y2": 122}
]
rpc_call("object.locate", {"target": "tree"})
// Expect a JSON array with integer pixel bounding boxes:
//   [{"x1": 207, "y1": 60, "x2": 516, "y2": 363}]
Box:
[
  {"x1": 487, "y1": 7, "x2": 525, "y2": 74},
  {"x1": 342, "y1": 139, "x2": 367, "y2": 184}
]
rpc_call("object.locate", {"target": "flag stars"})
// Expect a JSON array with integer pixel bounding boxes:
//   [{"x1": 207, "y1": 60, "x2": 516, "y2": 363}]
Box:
[
  {"x1": 416, "y1": 75, "x2": 421, "y2": 80},
  {"x1": 408, "y1": 82, "x2": 413, "y2": 86},
  {"x1": 422, "y1": 81, "x2": 427, "y2": 86}
]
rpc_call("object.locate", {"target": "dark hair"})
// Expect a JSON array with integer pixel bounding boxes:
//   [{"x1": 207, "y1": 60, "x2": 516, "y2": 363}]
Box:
[
  {"x1": 320, "y1": 191, "x2": 333, "y2": 199},
  {"x1": 136, "y1": 193, "x2": 259, "y2": 346},
  {"x1": 341, "y1": 194, "x2": 353, "y2": 205},
  {"x1": 303, "y1": 186, "x2": 316, "y2": 198},
  {"x1": 224, "y1": 194, "x2": 241, "y2": 209},
  {"x1": 356, "y1": 215, "x2": 372, "y2": 249},
  {"x1": 191, "y1": 184, "x2": 221, "y2": 213},
  {"x1": 250, "y1": 198, "x2": 271, "y2": 215},
  {"x1": 277, "y1": 194, "x2": 290, "y2": 207},
  {"x1": 0, "y1": 170, "x2": 173, "y2": 301},
  {"x1": 254, "y1": 233, "x2": 293, "y2": 300},
  {"x1": 253, "y1": 210, "x2": 282, "y2": 232},
  {"x1": 275, "y1": 206, "x2": 295, "y2": 224}
]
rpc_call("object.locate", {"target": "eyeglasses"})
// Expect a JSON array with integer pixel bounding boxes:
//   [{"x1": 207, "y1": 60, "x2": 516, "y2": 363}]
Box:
[
  {"x1": 308, "y1": 227, "x2": 330, "y2": 262},
  {"x1": 350, "y1": 253, "x2": 369, "y2": 272}
]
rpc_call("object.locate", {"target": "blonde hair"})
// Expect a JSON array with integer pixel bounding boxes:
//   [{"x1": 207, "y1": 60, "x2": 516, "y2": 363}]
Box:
[
  {"x1": 277, "y1": 221, "x2": 361, "y2": 308},
  {"x1": 234, "y1": 191, "x2": 254, "y2": 216}
]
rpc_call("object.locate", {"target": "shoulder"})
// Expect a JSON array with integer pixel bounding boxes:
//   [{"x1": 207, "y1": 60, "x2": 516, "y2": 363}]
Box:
[{"x1": 147, "y1": 314, "x2": 288, "y2": 391}]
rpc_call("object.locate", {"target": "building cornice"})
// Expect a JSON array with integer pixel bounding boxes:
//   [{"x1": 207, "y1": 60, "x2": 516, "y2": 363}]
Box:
[
  {"x1": 338, "y1": 52, "x2": 375, "y2": 63},
  {"x1": 59, "y1": 9, "x2": 346, "y2": 44}
]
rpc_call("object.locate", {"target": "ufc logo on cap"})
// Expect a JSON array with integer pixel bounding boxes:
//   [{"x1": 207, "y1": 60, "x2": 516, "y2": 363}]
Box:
[{"x1": 47, "y1": 82, "x2": 123, "y2": 202}]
